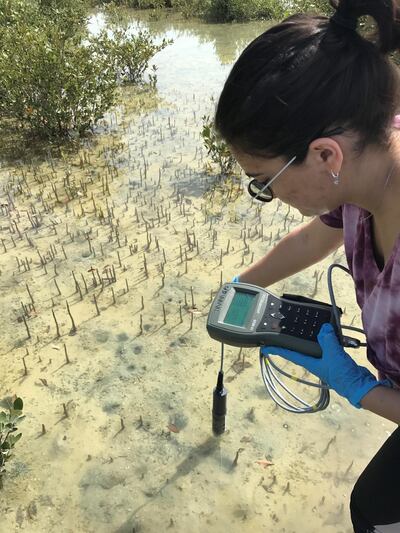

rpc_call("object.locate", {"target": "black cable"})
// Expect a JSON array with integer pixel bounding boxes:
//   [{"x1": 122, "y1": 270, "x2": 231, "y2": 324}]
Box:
[
  {"x1": 327, "y1": 263, "x2": 350, "y2": 344},
  {"x1": 260, "y1": 262, "x2": 368, "y2": 413}
]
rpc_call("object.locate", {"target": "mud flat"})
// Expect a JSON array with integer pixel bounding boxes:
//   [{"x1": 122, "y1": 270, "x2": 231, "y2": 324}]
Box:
[{"x1": 0, "y1": 11, "x2": 396, "y2": 533}]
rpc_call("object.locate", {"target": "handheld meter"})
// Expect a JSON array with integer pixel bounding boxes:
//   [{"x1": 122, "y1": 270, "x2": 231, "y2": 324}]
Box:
[{"x1": 207, "y1": 282, "x2": 343, "y2": 358}]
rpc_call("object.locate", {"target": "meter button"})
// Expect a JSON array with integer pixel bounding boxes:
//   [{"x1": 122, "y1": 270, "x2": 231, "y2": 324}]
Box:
[
  {"x1": 270, "y1": 312, "x2": 285, "y2": 320},
  {"x1": 257, "y1": 319, "x2": 271, "y2": 332}
]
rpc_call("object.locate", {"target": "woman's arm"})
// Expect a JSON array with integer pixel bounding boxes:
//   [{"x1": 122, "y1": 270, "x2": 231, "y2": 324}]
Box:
[
  {"x1": 361, "y1": 386, "x2": 400, "y2": 425},
  {"x1": 239, "y1": 217, "x2": 343, "y2": 287}
]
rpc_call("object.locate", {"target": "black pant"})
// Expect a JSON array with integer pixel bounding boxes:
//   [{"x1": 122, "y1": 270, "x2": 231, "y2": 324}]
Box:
[{"x1": 350, "y1": 426, "x2": 400, "y2": 532}]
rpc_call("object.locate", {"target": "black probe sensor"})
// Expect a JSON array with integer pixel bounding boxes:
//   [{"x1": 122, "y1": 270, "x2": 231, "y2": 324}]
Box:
[{"x1": 212, "y1": 343, "x2": 227, "y2": 436}]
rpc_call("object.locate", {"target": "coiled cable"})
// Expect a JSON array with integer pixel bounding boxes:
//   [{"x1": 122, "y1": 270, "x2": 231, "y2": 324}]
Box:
[{"x1": 260, "y1": 263, "x2": 365, "y2": 413}]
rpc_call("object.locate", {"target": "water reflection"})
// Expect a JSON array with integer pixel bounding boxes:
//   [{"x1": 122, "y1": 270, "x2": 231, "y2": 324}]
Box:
[{"x1": 89, "y1": 8, "x2": 270, "y2": 67}]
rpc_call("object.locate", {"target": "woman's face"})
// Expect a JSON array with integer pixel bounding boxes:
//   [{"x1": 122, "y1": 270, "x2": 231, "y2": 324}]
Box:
[{"x1": 232, "y1": 147, "x2": 341, "y2": 217}]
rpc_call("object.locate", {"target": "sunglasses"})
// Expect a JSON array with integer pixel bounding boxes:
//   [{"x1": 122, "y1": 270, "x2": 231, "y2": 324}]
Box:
[{"x1": 247, "y1": 127, "x2": 345, "y2": 203}]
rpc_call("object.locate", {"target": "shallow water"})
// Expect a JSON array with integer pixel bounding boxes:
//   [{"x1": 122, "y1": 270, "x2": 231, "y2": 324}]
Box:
[{"x1": 0, "y1": 9, "x2": 396, "y2": 533}]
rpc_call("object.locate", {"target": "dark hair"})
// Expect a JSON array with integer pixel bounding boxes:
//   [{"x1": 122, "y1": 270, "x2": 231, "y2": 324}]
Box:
[{"x1": 215, "y1": 0, "x2": 400, "y2": 163}]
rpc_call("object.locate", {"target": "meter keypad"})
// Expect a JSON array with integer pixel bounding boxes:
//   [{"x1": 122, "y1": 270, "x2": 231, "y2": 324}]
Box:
[{"x1": 257, "y1": 300, "x2": 332, "y2": 341}]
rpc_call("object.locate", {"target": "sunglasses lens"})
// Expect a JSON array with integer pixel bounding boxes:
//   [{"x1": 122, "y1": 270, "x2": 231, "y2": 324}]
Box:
[{"x1": 248, "y1": 181, "x2": 273, "y2": 202}]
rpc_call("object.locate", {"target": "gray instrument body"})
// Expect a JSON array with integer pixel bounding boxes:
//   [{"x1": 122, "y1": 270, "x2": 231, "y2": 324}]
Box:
[{"x1": 207, "y1": 283, "x2": 342, "y2": 358}]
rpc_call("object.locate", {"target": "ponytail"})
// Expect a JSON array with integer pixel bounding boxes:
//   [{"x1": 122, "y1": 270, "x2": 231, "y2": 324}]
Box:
[{"x1": 329, "y1": 0, "x2": 400, "y2": 53}]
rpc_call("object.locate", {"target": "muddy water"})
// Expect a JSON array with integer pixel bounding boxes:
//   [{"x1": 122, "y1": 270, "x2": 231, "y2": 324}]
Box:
[{"x1": 0, "y1": 9, "x2": 396, "y2": 533}]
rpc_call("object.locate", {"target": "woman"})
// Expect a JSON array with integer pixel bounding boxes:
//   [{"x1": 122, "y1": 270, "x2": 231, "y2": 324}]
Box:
[{"x1": 215, "y1": 1, "x2": 400, "y2": 531}]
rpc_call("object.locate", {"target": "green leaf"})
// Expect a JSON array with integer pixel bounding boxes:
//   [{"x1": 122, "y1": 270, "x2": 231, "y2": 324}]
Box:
[
  {"x1": 7, "y1": 433, "x2": 22, "y2": 447},
  {"x1": 13, "y1": 398, "x2": 23, "y2": 411},
  {"x1": 0, "y1": 397, "x2": 14, "y2": 410},
  {"x1": 13, "y1": 433, "x2": 22, "y2": 444}
]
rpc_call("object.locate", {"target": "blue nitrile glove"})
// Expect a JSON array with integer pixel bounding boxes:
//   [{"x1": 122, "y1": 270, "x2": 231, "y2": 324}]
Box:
[
  {"x1": 232, "y1": 275, "x2": 240, "y2": 283},
  {"x1": 262, "y1": 323, "x2": 392, "y2": 408}
]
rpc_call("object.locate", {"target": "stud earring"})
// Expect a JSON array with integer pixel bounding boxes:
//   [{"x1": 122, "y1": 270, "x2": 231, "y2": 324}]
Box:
[{"x1": 331, "y1": 170, "x2": 340, "y2": 185}]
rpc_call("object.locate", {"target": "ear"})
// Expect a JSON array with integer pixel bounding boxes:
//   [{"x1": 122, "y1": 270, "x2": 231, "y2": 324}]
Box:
[{"x1": 307, "y1": 137, "x2": 344, "y2": 175}]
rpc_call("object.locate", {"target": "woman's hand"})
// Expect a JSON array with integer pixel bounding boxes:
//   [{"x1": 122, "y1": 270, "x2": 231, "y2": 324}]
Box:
[{"x1": 262, "y1": 323, "x2": 391, "y2": 408}]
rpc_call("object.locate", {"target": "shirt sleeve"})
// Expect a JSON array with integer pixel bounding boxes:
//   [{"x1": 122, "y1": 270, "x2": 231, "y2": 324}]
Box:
[{"x1": 319, "y1": 205, "x2": 343, "y2": 229}]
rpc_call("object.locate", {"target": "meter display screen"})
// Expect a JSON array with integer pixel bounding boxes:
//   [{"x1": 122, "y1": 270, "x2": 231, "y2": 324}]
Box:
[{"x1": 223, "y1": 291, "x2": 256, "y2": 327}]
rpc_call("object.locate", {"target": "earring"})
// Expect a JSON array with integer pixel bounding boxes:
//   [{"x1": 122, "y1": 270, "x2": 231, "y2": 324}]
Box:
[{"x1": 331, "y1": 170, "x2": 340, "y2": 185}]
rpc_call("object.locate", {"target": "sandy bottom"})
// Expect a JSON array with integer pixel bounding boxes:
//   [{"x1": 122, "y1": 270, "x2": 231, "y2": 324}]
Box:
[{"x1": 0, "y1": 43, "x2": 397, "y2": 533}]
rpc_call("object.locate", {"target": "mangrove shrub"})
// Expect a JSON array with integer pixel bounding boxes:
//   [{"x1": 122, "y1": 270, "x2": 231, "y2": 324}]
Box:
[
  {"x1": 201, "y1": 115, "x2": 236, "y2": 176},
  {"x1": 0, "y1": 0, "x2": 170, "y2": 139},
  {"x1": 0, "y1": 397, "x2": 24, "y2": 490},
  {"x1": 106, "y1": 0, "x2": 333, "y2": 22}
]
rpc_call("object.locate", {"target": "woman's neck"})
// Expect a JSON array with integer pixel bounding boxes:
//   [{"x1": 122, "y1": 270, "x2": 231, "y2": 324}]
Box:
[{"x1": 342, "y1": 135, "x2": 400, "y2": 219}]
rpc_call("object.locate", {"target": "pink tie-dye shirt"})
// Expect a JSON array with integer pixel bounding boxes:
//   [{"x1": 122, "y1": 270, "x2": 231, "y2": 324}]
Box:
[{"x1": 320, "y1": 205, "x2": 400, "y2": 387}]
